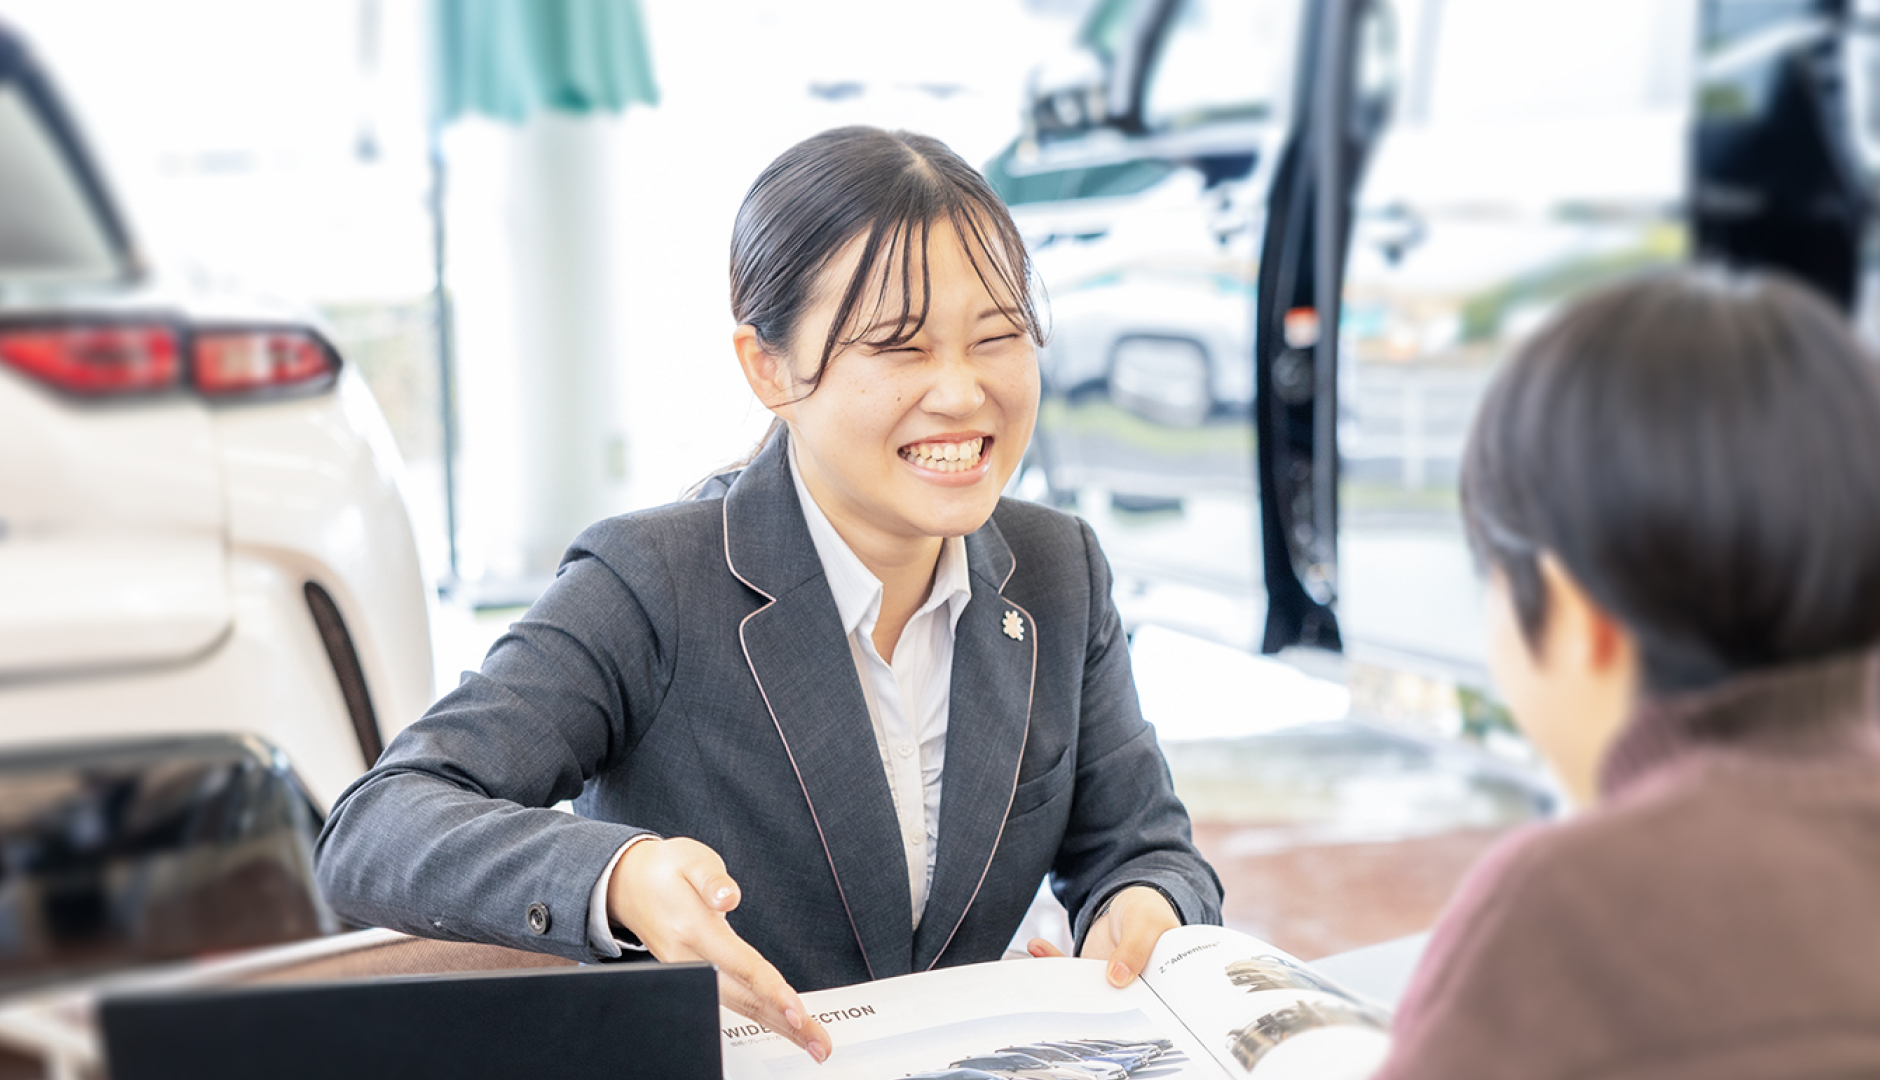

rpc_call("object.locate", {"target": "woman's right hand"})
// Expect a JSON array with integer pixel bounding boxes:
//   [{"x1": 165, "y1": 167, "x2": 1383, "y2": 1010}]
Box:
[{"x1": 605, "y1": 837, "x2": 832, "y2": 1063}]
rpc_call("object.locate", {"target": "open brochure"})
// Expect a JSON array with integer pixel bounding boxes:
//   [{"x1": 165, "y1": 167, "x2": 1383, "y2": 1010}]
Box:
[{"x1": 721, "y1": 925, "x2": 1391, "y2": 1080}]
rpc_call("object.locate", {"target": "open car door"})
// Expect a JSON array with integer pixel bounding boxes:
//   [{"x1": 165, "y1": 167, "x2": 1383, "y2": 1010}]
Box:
[{"x1": 1255, "y1": 0, "x2": 1399, "y2": 652}]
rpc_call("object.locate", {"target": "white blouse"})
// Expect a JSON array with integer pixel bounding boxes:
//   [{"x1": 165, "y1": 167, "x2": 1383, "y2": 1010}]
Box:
[
  {"x1": 586, "y1": 446, "x2": 970, "y2": 952},
  {"x1": 786, "y1": 443, "x2": 970, "y2": 927}
]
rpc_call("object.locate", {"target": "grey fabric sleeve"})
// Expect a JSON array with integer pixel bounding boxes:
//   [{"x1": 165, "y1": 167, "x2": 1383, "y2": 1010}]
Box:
[
  {"x1": 1054, "y1": 519, "x2": 1225, "y2": 953},
  {"x1": 315, "y1": 549, "x2": 676, "y2": 963}
]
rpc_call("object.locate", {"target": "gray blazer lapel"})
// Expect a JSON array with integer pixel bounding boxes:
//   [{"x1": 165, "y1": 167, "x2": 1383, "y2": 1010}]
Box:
[
  {"x1": 723, "y1": 434, "x2": 914, "y2": 980},
  {"x1": 914, "y1": 518, "x2": 1036, "y2": 971}
]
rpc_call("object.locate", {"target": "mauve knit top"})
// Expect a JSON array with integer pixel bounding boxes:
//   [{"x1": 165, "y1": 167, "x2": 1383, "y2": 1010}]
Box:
[{"x1": 1373, "y1": 651, "x2": 1880, "y2": 1080}]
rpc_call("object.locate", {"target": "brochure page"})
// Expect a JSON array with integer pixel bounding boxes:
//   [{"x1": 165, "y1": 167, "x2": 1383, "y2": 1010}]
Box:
[
  {"x1": 720, "y1": 956, "x2": 1229, "y2": 1080},
  {"x1": 1141, "y1": 926, "x2": 1391, "y2": 1080},
  {"x1": 720, "y1": 926, "x2": 1393, "y2": 1080}
]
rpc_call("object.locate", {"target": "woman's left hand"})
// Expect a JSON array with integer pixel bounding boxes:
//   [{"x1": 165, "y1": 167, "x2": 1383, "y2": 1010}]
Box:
[{"x1": 1027, "y1": 885, "x2": 1180, "y2": 987}]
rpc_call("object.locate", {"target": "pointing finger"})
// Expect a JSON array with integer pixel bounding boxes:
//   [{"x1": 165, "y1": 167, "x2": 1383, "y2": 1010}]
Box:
[{"x1": 696, "y1": 918, "x2": 832, "y2": 1062}]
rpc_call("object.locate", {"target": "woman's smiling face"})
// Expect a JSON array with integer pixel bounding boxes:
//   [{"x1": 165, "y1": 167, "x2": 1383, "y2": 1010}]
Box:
[{"x1": 753, "y1": 217, "x2": 1040, "y2": 560}]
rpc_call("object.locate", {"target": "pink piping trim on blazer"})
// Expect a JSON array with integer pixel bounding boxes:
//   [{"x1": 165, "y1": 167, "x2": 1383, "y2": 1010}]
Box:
[
  {"x1": 722, "y1": 498, "x2": 878, "y2": 981},
  {"x1": 924, "y1": 555, "x2": 1036, "y2": 970}
]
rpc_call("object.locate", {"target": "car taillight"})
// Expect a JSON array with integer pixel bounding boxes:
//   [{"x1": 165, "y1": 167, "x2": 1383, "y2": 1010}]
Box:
[
  {"x1": 0, "y1": 324, "x2": 181, "y2": 394},
  {"x1": 192, "y1": 330, "x2": 336, "y2": 395}
]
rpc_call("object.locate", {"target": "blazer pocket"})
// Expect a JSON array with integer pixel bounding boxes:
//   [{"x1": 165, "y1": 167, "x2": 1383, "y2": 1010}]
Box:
[{"x1": 1008, "y1": 744, "x2": 1074, "y2": 818}]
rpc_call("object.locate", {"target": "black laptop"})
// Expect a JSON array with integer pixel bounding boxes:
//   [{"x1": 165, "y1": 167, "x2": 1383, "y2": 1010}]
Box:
[{"x1": 100, "y1": 962, "x2": 720, "y2": 1080}]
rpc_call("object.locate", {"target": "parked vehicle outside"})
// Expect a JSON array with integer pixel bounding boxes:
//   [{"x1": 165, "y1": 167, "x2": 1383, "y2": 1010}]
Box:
[
  {"x1": 999, "y1": 0, "x2": 1878, "y2": 693},
  {"x1": 0, "y1": 20, "x2": 434, "y2": 813},
  {"x1": 1338, "y1": 0, "x2": 1874, "y2": 681},
  {"x1": 989, "y1": 0, "x2": 1560, "y2": 965},
  {"x1": 991, "y1": 0, "x2": 1305, "y2": 653},
  {"x1": 1336, "y1": 0, "x2": 1695, "y2": 677},
  {"x1": 987, "y1": 7, "x2": 1880, "y2": 968}
]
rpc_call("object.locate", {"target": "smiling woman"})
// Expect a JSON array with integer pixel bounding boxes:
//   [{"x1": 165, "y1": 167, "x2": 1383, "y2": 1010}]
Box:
[
  {"x1": 314, "y1": 126, "x2": 1221, "y2": 1068},
  {"x1": 740, "y1": 214, "x2": 1041, "y2": 643},
  {"x1": 727, "y1": 128, "x2": 1045, "y2": 563}
]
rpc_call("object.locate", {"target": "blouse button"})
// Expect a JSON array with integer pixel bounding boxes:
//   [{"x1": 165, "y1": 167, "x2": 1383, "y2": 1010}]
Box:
[{"x1": 896, "y1": 743, "x2": 914, "y2": 758}]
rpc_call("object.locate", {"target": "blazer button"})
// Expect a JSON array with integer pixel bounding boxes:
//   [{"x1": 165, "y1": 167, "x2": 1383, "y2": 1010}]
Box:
[{"x1": 526, "y1": 902, "x2": 551, "y2": 935}]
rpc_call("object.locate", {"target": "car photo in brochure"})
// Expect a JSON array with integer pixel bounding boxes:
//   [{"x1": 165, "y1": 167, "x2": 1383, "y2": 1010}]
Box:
[{"x1": 720, "y1": 926, "x2": 1390, "y2": 1080}]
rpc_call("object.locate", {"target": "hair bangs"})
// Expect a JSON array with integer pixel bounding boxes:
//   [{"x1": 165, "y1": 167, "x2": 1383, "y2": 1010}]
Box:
[
  {"x1": 730, "y1": 126, "x2": 1048, "y2": 414},
  {"x1": 824, "y1": 195, "x2": 1038, "y2": 361}
]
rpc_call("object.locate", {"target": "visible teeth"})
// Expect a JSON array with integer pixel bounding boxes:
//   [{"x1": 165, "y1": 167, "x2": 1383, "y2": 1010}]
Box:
[{"x1": 900, "y1": 437, "x2": 985, "y2": 473}]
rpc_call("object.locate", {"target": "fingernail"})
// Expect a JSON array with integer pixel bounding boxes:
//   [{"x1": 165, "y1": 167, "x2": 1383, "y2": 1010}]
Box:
[
  {"x1": 1109, "y1": 961, "x2": 1130, "y2": 986},
  {"x1": 784, "y1": 1008, "x2": 804, "y2": 1031},
  {"x1": 714, "y1": 886, "x2": 734, "y2": 903},
  {"x1": 809, "y1": 1040, "x2": 829, "y2": 1064}
]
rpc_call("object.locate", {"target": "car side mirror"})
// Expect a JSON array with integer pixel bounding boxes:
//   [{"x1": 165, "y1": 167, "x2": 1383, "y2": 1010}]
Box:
[
  {"x1": 1023, "y1": 48, "x2": 1112, "y2": 144},
  {"x1": 1354, "y1": 205, "x2": 1426, "y2": 265},
  {"x1": 1110, "y1": 335, "x2": 1212, "y2": 428}
]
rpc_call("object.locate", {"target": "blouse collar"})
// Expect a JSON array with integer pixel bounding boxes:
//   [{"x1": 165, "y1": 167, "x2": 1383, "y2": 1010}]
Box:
[{"x1": 786, "y1": 438, "x2": 971, "y2": 639}]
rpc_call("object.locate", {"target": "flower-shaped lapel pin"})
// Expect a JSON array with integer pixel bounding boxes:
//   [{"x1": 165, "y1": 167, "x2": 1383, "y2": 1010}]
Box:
[{"x1": 1002, "y1": 609, "x2": 1025, "y2": 642}]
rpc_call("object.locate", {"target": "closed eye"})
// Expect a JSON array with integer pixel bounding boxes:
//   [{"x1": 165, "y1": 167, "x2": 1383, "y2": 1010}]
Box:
[{"x1": 862, "y1": 339, "x2": 922, "y2": 355}]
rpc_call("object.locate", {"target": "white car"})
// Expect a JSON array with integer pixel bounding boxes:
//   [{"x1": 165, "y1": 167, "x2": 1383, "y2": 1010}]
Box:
[{"x1": 0, "y1": 21, "x2": 433, "y2": 811}]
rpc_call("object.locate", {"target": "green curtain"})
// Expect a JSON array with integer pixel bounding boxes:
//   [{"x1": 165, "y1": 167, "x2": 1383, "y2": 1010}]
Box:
[{"x1": 430, "y1": 0, "x2": 659, "y2": 125}]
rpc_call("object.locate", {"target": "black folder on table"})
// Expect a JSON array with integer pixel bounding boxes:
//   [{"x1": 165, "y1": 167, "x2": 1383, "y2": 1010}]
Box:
[{"x1": 100, "y1": 961, "x2": 720, "y2": 1080}]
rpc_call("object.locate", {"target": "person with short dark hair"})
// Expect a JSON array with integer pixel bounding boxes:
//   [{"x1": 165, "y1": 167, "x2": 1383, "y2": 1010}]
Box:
[{"x1": 1375, "y1": 268, "x2": 1880, "y2": 1080}]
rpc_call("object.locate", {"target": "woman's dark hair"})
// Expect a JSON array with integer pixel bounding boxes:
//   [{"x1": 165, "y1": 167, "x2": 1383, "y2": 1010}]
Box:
[
  {"x1": 1461, "y1": 267, "x2": 1880, "y2": 694},
  {"x1": 729, "y1": 126, "x2": 1045, "y2": 394}
]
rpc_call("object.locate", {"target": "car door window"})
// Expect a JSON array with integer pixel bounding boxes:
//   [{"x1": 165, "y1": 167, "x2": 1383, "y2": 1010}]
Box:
[
  {"x1": 1846, "y1": 0, "x2": 1880, "y2": 179},
  {"x1": 0, "y1": 84, "x2": 118, "y2": 280},
  {"x1": 1142, "y1": 0, "x2": 1304, "y2": 131},
  {"x1": 1704, "y1": 0, "x2": 1830, "y2": 52},
  {"x1": 1335, "y1": 0, "x2": 1696, "y2": 676},
  {"x1": 1424, "y1": 0, "x2": 1692, "y2": 124},
  {"x1": 1081, "y1": 0, "x2": 1162, "y2": 63},
  {"x1": 1356, "y1": 0, "x2": 1402, "y2": 107},
  {"x1": 985, "y1": 142, "x2": 1179, "y2": 207}
]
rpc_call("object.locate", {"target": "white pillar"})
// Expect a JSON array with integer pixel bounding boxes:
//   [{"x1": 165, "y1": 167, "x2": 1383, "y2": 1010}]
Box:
[{"x1": 505, "y1": 112, "x2": 630, "y2": 576}]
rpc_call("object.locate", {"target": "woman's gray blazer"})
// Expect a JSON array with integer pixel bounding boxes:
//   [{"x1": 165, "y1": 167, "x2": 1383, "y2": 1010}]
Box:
[{"x1": 315, "y1": 432, "x2": 1222, "y2": 992}]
